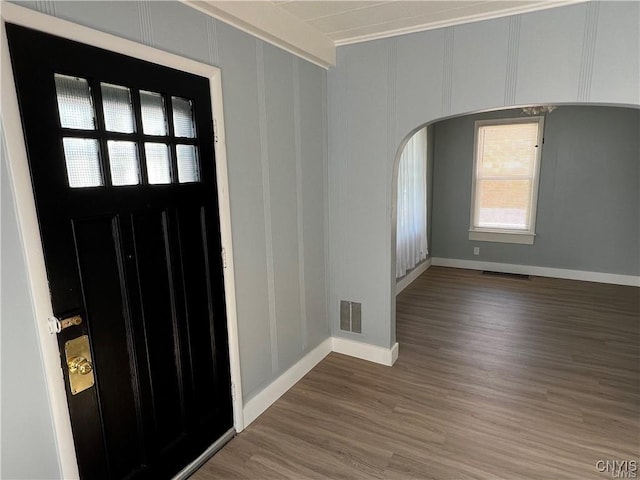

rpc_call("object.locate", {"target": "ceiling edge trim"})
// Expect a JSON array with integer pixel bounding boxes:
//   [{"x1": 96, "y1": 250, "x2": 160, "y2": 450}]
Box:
[
  {"x1": 334, "y1": 0, "x2": 588, "y2": 47},
  {"x1": 182, "y1": 0, "x2": 336, "y2": 69}
]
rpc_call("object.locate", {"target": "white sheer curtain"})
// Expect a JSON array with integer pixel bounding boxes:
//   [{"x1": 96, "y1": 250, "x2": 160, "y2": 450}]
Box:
[{"x1": 396, "y1": 127, "x2": 428, "y2": 278}]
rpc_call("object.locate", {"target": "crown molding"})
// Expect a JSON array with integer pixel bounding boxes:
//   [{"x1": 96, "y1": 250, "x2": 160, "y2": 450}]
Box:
[
  {"x1": 182, "y1": 0, "x2": 335, "y2": 68},
  {"x1": 334, "y1": 1, "x2": 587, "y2": 46},
  {"x1": 184, "y1": 1, "x2": 587, "y2": 67}
]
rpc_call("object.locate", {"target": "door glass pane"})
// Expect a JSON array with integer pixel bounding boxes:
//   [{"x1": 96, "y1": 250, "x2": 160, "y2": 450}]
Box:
[
  {"x1": 172, "y1": 96, "x2": 196, "y2": 138},
  {"x1": 108, "y1": 141, "x2": 140, "y2": 186},
  {"x1": 62, "y1": 138, "x2": 103, "y2": 188},
  {"x1": 140, "y1": 91, "x2": 167, "y2": 136},
  {"x1": 144, "y1": 143, "x2": 172, "y2": 184},
  {"x1": 101, "y1": 83, "x2": 135, "y2": 133},
  {"x1": 54, "y1": 74, "x2": 96, "y2": 130},
  {"x1": 176, "y1": 145, "x2": 200, "y2": 183}
]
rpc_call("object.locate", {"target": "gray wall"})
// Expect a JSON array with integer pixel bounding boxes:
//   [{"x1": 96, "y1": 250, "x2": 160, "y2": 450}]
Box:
[
  {"x1": 2, "y1": 1, "x2": 328, "y2": 477},
  {"x1": 2, "y1": 124, "x2": 61, "y2": 479},
  {"x1": 431, "y1": 106, "x2": 640, "y2": 275},
  {"x1": 328, "y1": 1, "x2": 640, "y2": 349}
]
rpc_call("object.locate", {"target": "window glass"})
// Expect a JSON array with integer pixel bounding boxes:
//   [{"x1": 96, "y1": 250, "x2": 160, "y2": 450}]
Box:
[
  {"x1": 477, "y1": 179, "x2": 532, "y2": 229},
  {"x1": 471, "y1": 118, "x2": 542, "y2": 237},
  {"x1": 56, "y1": 76, "x2": 205, "y2": 189},
  {"x1": 62, "y1": 137, "x2": 103, "y2": 187},
  {"x1": 172, "y1": 96, "x2": 196, "y2": 138},
  {"x1": 140, "y1": 90, "x2": 168, "y2": 136},
  {"x1": 478, "y1": 123, "x2": 537, "y2": 177},
  {"x1": 101, "y1": 83, "x2": 136, "y2": 133},
  {"x1": 108, "y1": 141, "x2": 140, "y2": 186},
  {"x1": 144, "y1": 143, "x2": 172, "y2": 184},
  {"x1": 176, "y1": 145, "x2": 200, "y2": 183},
  {"x1": 55, "y1": 74, "x2": 96, "y2": 130}
]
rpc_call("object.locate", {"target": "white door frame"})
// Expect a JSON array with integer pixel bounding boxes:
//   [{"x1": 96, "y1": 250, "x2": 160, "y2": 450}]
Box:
[{"x1": 1, "y1": 4, "x2": 244, "y2": 478}]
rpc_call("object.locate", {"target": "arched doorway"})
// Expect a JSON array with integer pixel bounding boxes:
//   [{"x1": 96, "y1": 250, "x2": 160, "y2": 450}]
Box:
[{"x1": 390, "y1": 104, "x2": 640, "y2": 345}]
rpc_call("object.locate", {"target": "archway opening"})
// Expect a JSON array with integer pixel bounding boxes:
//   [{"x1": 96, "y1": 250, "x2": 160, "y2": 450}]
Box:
[{"x1": 391, "y1": 103, "x2": 640, "y2": 345}]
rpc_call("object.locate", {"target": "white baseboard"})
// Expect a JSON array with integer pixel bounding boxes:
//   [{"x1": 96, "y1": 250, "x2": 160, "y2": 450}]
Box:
[
  {"x1": 390, "y1": 342, "x2": 399, "y2": 365},
  {"x1": 396, "y1": 258, "x2": 432, "y2": 295},
  {"x1": 242, "y1": 336, "x2": 400, "y2": 428},
  {"x1": 431, "y1": 257, "x2": 640, "y2": 287},
  {"x1": 332, "y1": 337, "x2": 399, "y2": 367},
  {"x1": 242, "y1": 337, "x2": 332, "y2": 427}
]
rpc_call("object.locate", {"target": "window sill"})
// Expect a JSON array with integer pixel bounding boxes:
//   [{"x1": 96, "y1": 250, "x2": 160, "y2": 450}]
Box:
[{"x1": 469, "y1": 230, "x2": 535, "y2": 245}]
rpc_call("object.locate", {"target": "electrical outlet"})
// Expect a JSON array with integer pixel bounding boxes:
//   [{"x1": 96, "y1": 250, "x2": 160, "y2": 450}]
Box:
[{"x1": 473, "y1": 247, "x2": 480, "y2": 255}]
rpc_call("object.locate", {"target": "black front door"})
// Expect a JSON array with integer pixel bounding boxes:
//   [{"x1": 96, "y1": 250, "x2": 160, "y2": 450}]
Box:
[{"x1": 7, "y1": 24, "x2": 233, "y2": 479}]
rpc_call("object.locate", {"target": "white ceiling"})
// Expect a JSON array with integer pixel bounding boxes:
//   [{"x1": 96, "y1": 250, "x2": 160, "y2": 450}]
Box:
[
  {"x1": 272, "y1": 1, "x2": 570, "y2": 45},
  {"x1": 188, "y1": 1, "x2": 584, "y2": 67}
]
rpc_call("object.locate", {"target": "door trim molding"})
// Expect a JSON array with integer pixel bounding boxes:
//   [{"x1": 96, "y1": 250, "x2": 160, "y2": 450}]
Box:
[{"x1": 1, "y1": 4, "x2": 244, "y2": 478}]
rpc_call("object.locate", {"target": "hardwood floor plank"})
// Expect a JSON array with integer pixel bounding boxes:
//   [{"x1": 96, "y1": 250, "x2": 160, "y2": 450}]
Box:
[{"x1": 192, "y1": 267, "x2": 639, "y2": 479}]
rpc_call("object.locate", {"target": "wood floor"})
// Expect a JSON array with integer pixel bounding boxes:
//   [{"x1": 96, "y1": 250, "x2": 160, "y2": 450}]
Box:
[{"x1": 192, "y1": 267, "x2": 639, "y2": 479}]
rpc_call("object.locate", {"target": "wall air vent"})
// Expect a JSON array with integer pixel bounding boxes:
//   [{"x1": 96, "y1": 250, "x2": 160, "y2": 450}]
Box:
[
  {"x1": 482, "y1": 271, "x2": 530, "y2": 280},
  {"x1": 339, "y1": 300, "x2": 362, "y2": 333}
]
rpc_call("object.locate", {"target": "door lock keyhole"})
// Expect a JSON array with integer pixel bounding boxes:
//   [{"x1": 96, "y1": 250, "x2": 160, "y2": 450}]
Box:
[{"x1": 68, "y1": 356, "x2": 93, "y2": 375}]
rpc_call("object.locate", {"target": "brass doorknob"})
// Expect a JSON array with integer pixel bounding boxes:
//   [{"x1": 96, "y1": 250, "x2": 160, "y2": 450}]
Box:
[{"x1": 68, "y1": 356, "x2": 93, "y2": 375}]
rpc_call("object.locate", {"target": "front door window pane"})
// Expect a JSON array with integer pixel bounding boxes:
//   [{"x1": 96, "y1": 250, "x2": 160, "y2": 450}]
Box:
[
  {"x1": 62, "y1": 137, "x2": 103, "y2": 187},
  {"x1": 101, "y1": 83, "x2": 136, "y2": 133},
  {"x1": 108, "y1": 141, "x2": 140, "y2": 186},
  {"x1": 144, "y1": 143, "x2": 172, "y2": 184},
  {"x1": 176, "y1": 145, "x2": 200, "y2": 183},
  {"x1": 55, "y1": 74, "x2": 96, "y2": 130},
  {"x1": 140, "y1": 91, "x2": 168, "y2": 136},
  {"x1": 171, "y1": 96, "x2": 196, "y2": 138}
]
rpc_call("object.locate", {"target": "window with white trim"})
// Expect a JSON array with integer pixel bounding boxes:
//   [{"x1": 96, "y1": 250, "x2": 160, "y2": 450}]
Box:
[{"x1": 469, "y1": 117, "x2": 543, "y2": 245}]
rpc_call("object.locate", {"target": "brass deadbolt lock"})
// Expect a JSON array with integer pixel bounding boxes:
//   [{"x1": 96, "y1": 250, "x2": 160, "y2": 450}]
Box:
[
  {"x1": 68, "y1": 356, "x2": 93, "y2": 375},
  {"x1": 65, "y1": 335, "x2": 95, "y2": 395}
]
